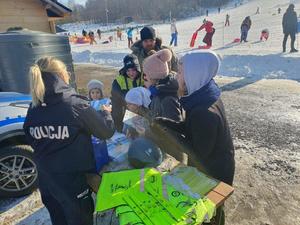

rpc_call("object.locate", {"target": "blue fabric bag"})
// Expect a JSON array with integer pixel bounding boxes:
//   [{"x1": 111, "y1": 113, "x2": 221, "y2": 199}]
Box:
[{"x1": 92, "y1": 137, "x2": 110, "y2": 173}]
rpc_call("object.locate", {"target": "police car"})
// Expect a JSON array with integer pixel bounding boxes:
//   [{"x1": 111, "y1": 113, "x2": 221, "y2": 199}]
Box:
[{"x1": 0, "y1": 92, "x2": 37, "y2": 197}]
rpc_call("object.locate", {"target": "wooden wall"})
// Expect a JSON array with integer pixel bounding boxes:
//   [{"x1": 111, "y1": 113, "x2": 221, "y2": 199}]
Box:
[{"x1": 0, "y1": 0, "x2": 52, "y2": 33}]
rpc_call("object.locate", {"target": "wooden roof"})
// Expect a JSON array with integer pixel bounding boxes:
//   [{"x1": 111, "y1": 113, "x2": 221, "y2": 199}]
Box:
[{"x1": 40, "y1": 0, "x2": 72, "y2": 18}]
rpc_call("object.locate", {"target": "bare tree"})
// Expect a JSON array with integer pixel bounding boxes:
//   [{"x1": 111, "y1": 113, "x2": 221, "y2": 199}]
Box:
[{"x1": 64, "y1": 0, "x2": 230, "y2": 24}]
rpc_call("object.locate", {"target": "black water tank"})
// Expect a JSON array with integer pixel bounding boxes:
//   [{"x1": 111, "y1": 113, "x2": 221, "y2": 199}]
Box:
[{"x1": 0, "y1": 29, "x2": 76, "y2": 93}]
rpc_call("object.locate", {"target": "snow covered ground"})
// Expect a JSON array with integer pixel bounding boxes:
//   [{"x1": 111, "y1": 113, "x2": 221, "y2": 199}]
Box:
[{"x1": 69, "y1": 0, "x2": 300, "y2": 81}]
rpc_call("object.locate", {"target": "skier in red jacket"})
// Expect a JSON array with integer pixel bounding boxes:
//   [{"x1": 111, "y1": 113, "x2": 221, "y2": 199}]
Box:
[{"x1": 197, "y1": 20, "x2": 215, "y2": 47}]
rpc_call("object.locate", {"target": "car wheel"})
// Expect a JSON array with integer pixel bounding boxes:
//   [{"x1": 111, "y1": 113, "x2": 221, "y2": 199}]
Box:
[{"x1": 0, "y1": 145, "x2": 38, "y2": 197}]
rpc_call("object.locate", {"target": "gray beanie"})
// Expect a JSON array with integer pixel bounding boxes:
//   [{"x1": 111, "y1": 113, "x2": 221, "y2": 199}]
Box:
[{"x1": 87, "y1": 79, "x2": 103, "y2": 93}]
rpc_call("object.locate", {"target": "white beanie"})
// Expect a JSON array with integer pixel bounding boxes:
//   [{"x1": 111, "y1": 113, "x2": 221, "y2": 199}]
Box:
[
  {"x1": 181, "y1": 50, "x2": 220, "y2": 95},
  {"x1": 125, "y1": 87, "x2": 151, "y2": 108},
  {"x1": 87, "y1": 79, "x2": 103, "y2": 93}
]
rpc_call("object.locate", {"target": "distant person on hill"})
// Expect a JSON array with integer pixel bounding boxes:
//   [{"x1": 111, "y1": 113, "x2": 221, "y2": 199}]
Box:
[
  {"x1": 255, "y1": 6, "x2": 260, "y2": 15},
  {"x1": 117, "y1": 27, "x2": 122, "y2": 41},
  {"x1": 135, "y1": 27, "x2": 139, "y2": 41},
  {"x1": 170, "y1": 19, "x2": 178, "y2": 47},
  {"x1": 225, "y1": 14, "x2": 230, "y2": 26},
  {"x1": 127, "y1": 27, "x2": 134, "y2": 48},
  {"x1": 260, "y1": 29, "x2": 269, "y2": 41},
  {"x1": 218, "y1": 7, "x2": 221, "y2": 14},
  {"x1": 82, "y1": 29, "x2": 87, "y2": 37},
  {"x1": 206, "y1": 9, "x2": 209, "y2": 17},
  {"x1": 240, "y1": 16, "x2": 252, "y2": 42},
  {"x1": 197, "y1": 20, "x2": 215, "y2": 47},
  {"x1": 282, "y1": 4, "x2": 298, "y2": 53},
  {"x1": 88, "y1": 31, "x2": 97, "y2": 45},
  {"x1": 278, "y1": 8, "x2": 281, "y2": 14},
  {"x1": 97, "y1": 29, "x2": 101, "y2": 40}
]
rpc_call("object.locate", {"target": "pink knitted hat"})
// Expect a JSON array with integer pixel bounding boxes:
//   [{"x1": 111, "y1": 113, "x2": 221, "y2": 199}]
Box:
[{"x1": 143, "y1": 49, "x2": 172, "y2": 80}]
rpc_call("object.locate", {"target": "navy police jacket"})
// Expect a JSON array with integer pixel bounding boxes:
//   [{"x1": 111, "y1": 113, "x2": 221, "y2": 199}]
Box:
[{"x1": 23, "y1": 72, "x2": 115, "y2": 173}]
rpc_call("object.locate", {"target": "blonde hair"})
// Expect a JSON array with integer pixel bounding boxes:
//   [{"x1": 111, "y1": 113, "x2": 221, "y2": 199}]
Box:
[{"x1": 29, "y1": 57, "x2": 70, "y2": 107}]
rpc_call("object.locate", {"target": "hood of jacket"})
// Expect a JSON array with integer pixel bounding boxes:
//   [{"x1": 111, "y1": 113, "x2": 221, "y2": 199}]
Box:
[
  {"x1": 181, "y1": 50, "x2": 220, "y2": 95},
  {"x1": 41, "y1": 72, "x2": 77, "y2": 105}
]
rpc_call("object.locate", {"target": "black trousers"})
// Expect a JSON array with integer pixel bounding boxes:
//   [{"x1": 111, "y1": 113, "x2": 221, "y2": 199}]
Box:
[
  {"x1": 283, "y1": 32, "x2": 296, "y2": 51},
  {"x1": 38, "y1": 169, "x2": 94, "y2": 225}
]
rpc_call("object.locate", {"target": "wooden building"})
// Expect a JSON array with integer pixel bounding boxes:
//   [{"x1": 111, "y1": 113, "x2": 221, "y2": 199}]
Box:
[{"x1": 0, "y1": 0, "x2": 71, "y2": 33}]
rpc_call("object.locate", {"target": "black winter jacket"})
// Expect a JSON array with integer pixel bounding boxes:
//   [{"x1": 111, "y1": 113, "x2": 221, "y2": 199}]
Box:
[
  {"x1": 111, "y1": 69, "x2": 142, "y2": 132},
  {"x1": 23, "y1": 73, "x2": 115, "y2": 173},
  {"x1": 184, "y1": 98, "x2": 235, "y2": 185},
  {"x1": 149, "y1": 75, "x2": 182, "y2": 121},
  {"x1": 282, "y1": 9, "x2": 298, "y2": 34},
  {"x1": 153, "y1": 98, "x2": 235, "y2": 185}
]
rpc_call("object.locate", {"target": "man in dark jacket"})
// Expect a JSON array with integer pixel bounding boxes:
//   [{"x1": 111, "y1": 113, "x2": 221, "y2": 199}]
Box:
[
  {"x1": 240, "y1": 16, "x2": 252, "y2": 42},
  {"x1": 111, "y1": 54, "x2": 143, "y2": 131},
  {"x1": 24, "y1": 61, "x2": 115, "y2": 225},
  {"x1": 131, "y1": 26, "x2": 178, "y2": 73},
  {"x1": 282, "y1": 4, "x2": 298, "y2": 53}
]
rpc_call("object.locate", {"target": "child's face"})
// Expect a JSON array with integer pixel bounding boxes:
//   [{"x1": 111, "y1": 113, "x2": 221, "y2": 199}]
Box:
[
  {"x1": 126, "y1": 68, "x2": 138, "y2": 80},
  {"x1": 90, "y1": 89, "x2": 102, "y2": 100},
  {"x1": 127, "y1": 103, "x2": 140, "y2": 113},
  {"x1": 143, "y1": 73, "x2": 157, "y2": 87}
]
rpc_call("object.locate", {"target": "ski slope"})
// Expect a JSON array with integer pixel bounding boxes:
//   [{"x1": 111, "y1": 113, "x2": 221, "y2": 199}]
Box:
[{"x1": 69, "y1": 0, "x2": 300, "y2": 81}]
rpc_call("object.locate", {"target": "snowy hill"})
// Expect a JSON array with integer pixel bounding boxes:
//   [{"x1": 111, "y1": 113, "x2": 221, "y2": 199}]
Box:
[{"x1": 69, "y1": 0, "x2": 300, "y2": 81}]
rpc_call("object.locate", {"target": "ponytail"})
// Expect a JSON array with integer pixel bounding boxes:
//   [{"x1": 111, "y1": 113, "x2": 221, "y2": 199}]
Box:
[
  {"x1": 29, "y1": 57, "x2": 70, "y2": 107},
  {"x1": 29, "y1": 64, "x2": 45, "y2": 107}
]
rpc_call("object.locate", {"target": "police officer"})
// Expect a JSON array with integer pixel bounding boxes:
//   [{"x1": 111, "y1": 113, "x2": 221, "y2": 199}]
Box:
[
  {"x1": 111, "y1": 54, "x2": 143, "y2": 131},
  {"x1": 23, "y1": 57, "x2": 115, "y2": 225}
]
